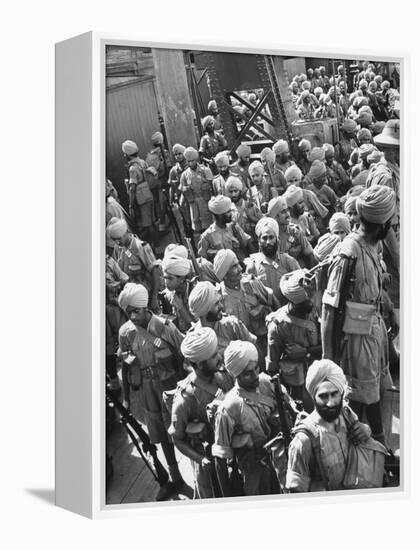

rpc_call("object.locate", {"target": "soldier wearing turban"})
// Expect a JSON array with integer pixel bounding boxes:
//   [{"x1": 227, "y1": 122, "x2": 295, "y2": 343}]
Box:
[
  {"x1": 266, "y1": 194, "x2": 316, "y2": 268},
  {"x1": 188, "y1": 281, "x2": 257, "y2": 360},
  {"x1": 323, "y1": 142, "x2": 351, "y2": 197},
  {"x1": 160, "y1": 254, "x2": 195, "y2": 333},
  {"x1": 230, "y1": 143, "x2": 252, "y2": 190},
  {"x1": 212, "y1": 341, "x2": 279, "y2": 496},
  {"x1": 322, "y1": 184, "x2": 396, "y2": 446},
  {"x1": 122, "y1": 138, "x2": 156, "y2": 242},
  {"x1": 313, "y1": 213, "x2": 351, "y2": 262},
  {"x1": 117, "y1": 283, "x2": 186, "y2": 500},
  {"x1": 305, "y1": 160, "x2": 339, "y2": 217},
  {"x1": 213, "y1": 248, "x2": 276, "y2": 368},
  {"x1": 335, "y1": 120, "x2": 358, "y2": 171},
  {"x1": 212, "y1": 151, "x2": 237, "y2": 196},
  {"x1": 245, "y1": 218, "x2": 300, "y2": 304},
  {"x1": 267, "y1": 268, "x2": 321, "y2": 405},
  {"x1": 297, "y1": 139, "x2": 312, "y2": 176},
  {"x1": 179, "y1": 147, "x2": 214, "y2": 236},
  {"x1": 286, "y1": 359, "x2": 373, "y2": 493},
  {"x1": 197, "y1": 195, "x2": 251, "y2": 263},
  {"x1": 146, "y1": 132, "x2": 172, "y2": 232},
  {"x1": 106, "y1": 217, "x2": 160, "y2": 312},
  {"x1": 169, "y1": 326, "x2": 231, "y2": 499},
  {"x1": 168, "y1": 144, "x2": 188, "y2": 212},
  {"x1": 285, "y1": 184, "x2": 321, "y2": 246},
  {"x1": 273, "y1": 139, "x2": 295, "y2": 176},
  {"x1": 199, "y1": 115, "x2": 227, "y2": 171}
]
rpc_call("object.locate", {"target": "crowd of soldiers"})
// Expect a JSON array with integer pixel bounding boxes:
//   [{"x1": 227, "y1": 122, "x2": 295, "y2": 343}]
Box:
[{"x1": 105, "y1": 59, "x2": 400, "y2": 501}]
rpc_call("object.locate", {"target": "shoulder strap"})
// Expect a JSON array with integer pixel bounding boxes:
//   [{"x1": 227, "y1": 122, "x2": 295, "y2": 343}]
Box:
[{"x1": 293, "y1": 420, "x2": 330, "y2": 489}]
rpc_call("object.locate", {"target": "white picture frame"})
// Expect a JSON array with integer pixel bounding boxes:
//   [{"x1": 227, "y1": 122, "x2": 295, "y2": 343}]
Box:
[{"x1": 55, "y1": 32, "x2": 407, "y2": 519}]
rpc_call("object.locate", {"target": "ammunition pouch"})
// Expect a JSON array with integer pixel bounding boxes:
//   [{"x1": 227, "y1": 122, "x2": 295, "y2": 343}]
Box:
[
  {"x1": 342, "y1": 301, "x2": 377, "y2": 336},
  {"x1": 135, "y1": 181, "x2": 153, "y2": 205}
]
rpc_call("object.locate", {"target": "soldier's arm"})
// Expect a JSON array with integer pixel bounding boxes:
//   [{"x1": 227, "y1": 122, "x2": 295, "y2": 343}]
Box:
[
  {"x1": 212, "y1": 408, "x2": 236, "y2": 497},
  {"x1": 266, "y1": 321, "x2": 285, "y2": 375},
  {"x1": 169, "y1": 400, "x2": 206, "y2": 464},
  {"x1": 321, "y1": 303, "x2": 336, "y2": 361},
  {"x1": 286, "y1": 432, "x2": 314, "y2": 493},
  {"x1": 320, "y1": 255, "x2": 348, "y2": 360}
]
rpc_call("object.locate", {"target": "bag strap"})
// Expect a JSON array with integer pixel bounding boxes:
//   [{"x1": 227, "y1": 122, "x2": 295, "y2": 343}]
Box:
[{"x1": 293, "y1": 420, "x2": 330, "y2": 490}]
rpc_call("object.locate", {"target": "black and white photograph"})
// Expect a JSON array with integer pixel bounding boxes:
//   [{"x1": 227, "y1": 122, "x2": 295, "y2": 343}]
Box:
[{"x1": 104, "y1": 45, "x2": 401, "y2": 505}]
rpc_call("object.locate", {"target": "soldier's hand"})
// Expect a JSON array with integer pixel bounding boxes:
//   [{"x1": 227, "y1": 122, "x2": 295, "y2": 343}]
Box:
[
  {"x1": 200, "y1": 457, "x2": 212, "y2": 468},
  {"x1": 348, "y1": 421, "x2": 371, "y2": 446},
  {"x1": 285, "y1": 343, "x2": 307, "y2": 360}
]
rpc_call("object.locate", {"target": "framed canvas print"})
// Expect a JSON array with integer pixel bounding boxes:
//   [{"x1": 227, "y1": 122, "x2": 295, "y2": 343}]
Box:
[{"x1": 55, "y1": 32, "x2": 405, "y2": 519}]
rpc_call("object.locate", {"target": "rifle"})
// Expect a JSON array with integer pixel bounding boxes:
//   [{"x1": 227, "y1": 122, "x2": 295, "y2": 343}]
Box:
[
  {"x1": 184, "y1": 236, "x2": 201, "y2": 278},
  {"x1": 262, "y1": 375, "x2": 304, "y2": 492},
  {"x1": 106, "y1": 389, "x2": 169, "y2": 487},
  {"x1": 333, "y1": 255, "x2": 356, "y2": 359},
  {"x1": 270, "y1": 374, "x2": 303, "y2": 448}
]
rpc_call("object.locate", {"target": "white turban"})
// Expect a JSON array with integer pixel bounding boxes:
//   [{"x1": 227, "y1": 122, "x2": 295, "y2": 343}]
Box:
[
  {"x1": 280, "y1": 270, "x2": 309, "y2": 304},
  {"x1": 118, "y1": 283, "x2": 148, "y2": 311},
  {"x1": 306, "y1": 359, "x2": 347, "y2": 400},
  {"x1": 308, "y1": 160, "x2": 327, "y2": 180},
  {"x1": 181, "y1": 327, "x2": 218, "y2": 363},
  {"x1": 214, "y1": 151, "x2": 230, "y2": 166},
  {"x1": 151, "y1": 131, "x2": 163, "y2": 145},
  {"x1": 202, "y1": 115, "x2": 215, "y2": 130},
  {"x1": 260, "y1": 147, "x2": 276, "y2": 164},
  {"x1": 213, "y1": 249, "x2": 238, "y2": 281},
  {"x1": 236, "y1": 144, "x2": 251, "y2": 158},
  {"x1": 164, "y1": 244, "x2": 188, "y2": 259},
  {"x1": 273, "y1": 139, "x2": 289, "y2": 155},
  {"x1": 184, "y1": 147, "x2": 199, "y2": 161},
  {"x1": 226, "y1": 176, "x2": 243, "y2": 192},
  {"x1": 208, "y1": 195, "x2": 232, "y2": 215},
  {"x1": 107, "y1": 217, "x2": 128, "y2": 239},
  {"x1": 313, "y1": 233, "x2": 341, "y2": 262},
  {"x1": 161, "y1": 255, "x2": 191, "y2": 277},
  {"x1": 308, "y1": 147, "x2": 325, "y2": 163},
  {"x1": 255, "y1": 217, "x2": 279, "y2": 238},
  {"x1": 248, "y1": 160, "x2": 264, "y2": 176},
  {"x1": 224, "y1": 341, "x2": 258, "y2": 378},
  {"x1": 267, "y1": 196, "x2": 288, "y2": 218},
  {"x1": 285, "y1": 165, "x2": 303, "y2": 183},
  {"x1": 188, "y1": 281, "x2": 220, "y2": 318},
  {"x1": 328, "y1": 212, "x2": 351, "y2": 234},
  {"x1": 284, "y1": 185, "x2": 303, "y2": 207},
  {"x1": 356, "y1": 185, "x2": 396, "y2": 224},
  {"x1": 122, "y1": 140, "x2": 138, "y2": 156},
  {"x1": 298, "y1": 138, "x2": 311, "y2": 151},
  {"x1": 172, "y1": 143, "x2": 186, "y2": 155}
]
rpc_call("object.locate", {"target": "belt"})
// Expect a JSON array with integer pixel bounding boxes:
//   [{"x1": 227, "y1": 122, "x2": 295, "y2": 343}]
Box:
[{"x1": 140, "y1": 365, "x2": 158, "y2": 379}]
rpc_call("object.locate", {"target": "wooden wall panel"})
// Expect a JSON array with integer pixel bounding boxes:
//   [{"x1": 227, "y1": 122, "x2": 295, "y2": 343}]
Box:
[{"x1": 106, "y1": 79, "x2": 160, "y2": 208}]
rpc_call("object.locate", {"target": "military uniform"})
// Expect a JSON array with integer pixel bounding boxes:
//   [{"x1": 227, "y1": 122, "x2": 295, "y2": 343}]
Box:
[
  {"x1": 126, "y1": 157, "x2": 155, "y2": 230},
  {"x1": 199, "y1": 132, "x2": 227, "y2": 161},
  {"x1": 160, "y1": 282, "x2": 196, "y2": 334},
  {"x1": 245, "y1": 251, "x2": 300, "y2": 303},
  {"x1": 322, "y1": 232, "x2": 392, "y2": 405},
  {"x1": 212, "y1": 171, "x2": 247, "y2": 196},
  {"x1": 291, "y1": 212, "x2": 320, "y2": 246},
  {"x1": 197, "y1": 222, "x2": 251, "y2": 263},
  {"x1": 230, "y1": 161, "x2": 251, "y2": 190},
  {"x1": 266, "y1": 306, "x2": 320, "y2": 386},
  {"x1": 113, "y1": 234, "x2": 158, "y2": 293},
  {"x1": 118, "y1": 315, "x2": 185, "y2": 444},
  {"x1": 305, "y1": 182, "x2": 338, "y2": 214},
  {"x1": 179, "y1": 164, "x2": 213, "y2": 232},
  {"x1": 277, "y1": 223, "x2": 314, "y2": 266},
  {"x1": 169, "y1": 371, "x2": 229, "y2": 499},
  {"x1": 212, "y1": 373, "x2": 279, "y2": 496},
  {"x1": 193, "y1": 315, "x2": 257, "y2": 359}
]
